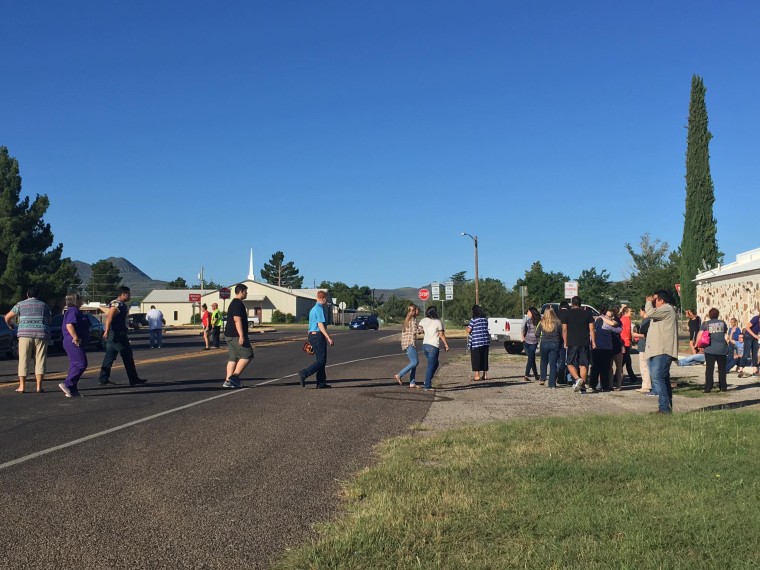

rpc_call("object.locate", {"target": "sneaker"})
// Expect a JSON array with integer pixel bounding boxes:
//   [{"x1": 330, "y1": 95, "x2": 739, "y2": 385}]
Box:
[
  {"x1": 130, "y1": 378, "x2": 148, "y2": 387},
  {"x1": 409, "y1": 381, "x2": 419, "y2": 389},
  {"x1": 573, "y1": 379, "x2": 583, "y2": 392},
  {"x1": 223, "y1": 376, "x2": 241, "y2": 389},
  {"x1": 645, "y1": 391, "x2": 657, "y2": 397},
  {"x1": 58, "y1": 383, "x2": 72, "y2": 398},
  {"x1": 424, "y1": 387, "x2": 435, "y2": 392},
  {"x1": 315, "y1": 383, "x2": 331, "y2": 389},
  {"x1": 298, "y1": 370, "x2": 307, "y2": 388}
]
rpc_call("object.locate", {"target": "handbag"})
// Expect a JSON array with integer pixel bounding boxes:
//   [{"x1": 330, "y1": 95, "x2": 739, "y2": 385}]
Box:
[
  {"x1": 302, "y1": 340, "x2": 314, "y2": 355},
  {"x1": 696, "y1": 329, "x2": 711, "y2": 349}
]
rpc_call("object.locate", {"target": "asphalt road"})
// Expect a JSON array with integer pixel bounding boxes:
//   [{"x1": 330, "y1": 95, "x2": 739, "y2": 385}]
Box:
[{"x1": 0, "y1": 328, "x2": 465, "y2": 569}]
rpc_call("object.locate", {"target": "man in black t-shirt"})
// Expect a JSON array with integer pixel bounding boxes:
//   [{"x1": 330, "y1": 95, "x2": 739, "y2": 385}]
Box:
[
  {"x1": 556, "y1": 301, "x2": 571, "y2": 384},
  {"x1": 686, "y1": 310, "x2": 701, "y2": 354},
  {"x1": 561, "y1": 296, "x2": 596, "y2": 392},
  {"x1": 223, "y1": 284, "x2": 254, "y2": 388}
]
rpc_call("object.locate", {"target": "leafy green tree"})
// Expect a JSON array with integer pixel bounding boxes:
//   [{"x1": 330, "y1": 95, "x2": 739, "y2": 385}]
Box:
[
  {"x1": 318, "y1": 281, "x2": 373, "y2": 310},
  {"x1": 577, "y1": 267, "x2": 614, "y2": 309},
  {"x1": 444, "y1": 278, "x2": 518, "y2": 324},
  {"x1": 679, "y1": 75, "x2": 722, "y2": 311},
  {"x1": 450, "y1": 271, "x2": 467, "y2": 285},
  {"x1": 621, "y1": 234, "x2": 681, "y2": 310},
  {"x1": 515, "y1": 262, "x2": 569, "y2": 309},
  {"x1": 376, "y1": 295, "x2": 409, "y2": 323},
  {"x1": 86, "y1": 259, "x2": 122, "y2": 303},
  {"x1": 261, "y1": 251, "x2": 303, "y2": 288},
  {"x1": 167, "y1": 277, "x2": 188, "y2": 289},
  {"x1": 0, "y1": 146, "x2": 80, "y2": 312}
]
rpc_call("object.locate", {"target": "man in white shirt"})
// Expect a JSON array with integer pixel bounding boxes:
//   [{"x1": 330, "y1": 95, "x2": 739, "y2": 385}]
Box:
[{"x1": 146, "y1": 305, "x2": 165, "y2": 348}]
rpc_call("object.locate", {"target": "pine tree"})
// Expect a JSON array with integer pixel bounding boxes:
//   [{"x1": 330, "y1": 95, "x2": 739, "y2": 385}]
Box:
[
  {"x1": 679, "y1": 75, "x2": 721, "y2": 311},
  {"x1": 260, "y1": 251, "x2": 304, "y2": 288},
  {"x1": 0, "y1": 146, "x2": 80, "y2": 312},
  {"x1": 86, "y1": 259, "x2": 122, "y2": 303}
]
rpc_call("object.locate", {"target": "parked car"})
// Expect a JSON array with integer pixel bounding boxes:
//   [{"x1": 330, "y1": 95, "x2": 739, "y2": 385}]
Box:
[
  {"x1": 349, "y1": 315, "x2": 379, "y2": 330},
  {"x1": 0, "y1": 318, "x2": 18, "y2": 359},
  {"x1": 128, "y1": 313, "x2": 149, "y2": 330},
  {"x1": 49, "y1": 313, "x2": 105, "y2": 352}
]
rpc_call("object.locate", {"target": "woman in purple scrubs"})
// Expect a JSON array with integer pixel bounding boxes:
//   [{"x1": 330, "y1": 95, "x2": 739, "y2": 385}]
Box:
[{"x1": 58, "y1": 292, "x2": 90, "y2": 398}]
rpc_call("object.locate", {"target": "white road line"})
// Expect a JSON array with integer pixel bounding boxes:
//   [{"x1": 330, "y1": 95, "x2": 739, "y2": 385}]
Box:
[{"x1": 0, "y1": 353, "x2": 403, "y2": 471}]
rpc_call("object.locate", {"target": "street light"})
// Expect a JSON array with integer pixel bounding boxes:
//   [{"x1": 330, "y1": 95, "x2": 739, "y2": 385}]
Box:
[{"x1": 460, "y1": 232, "x2": 479, "y2": 305}]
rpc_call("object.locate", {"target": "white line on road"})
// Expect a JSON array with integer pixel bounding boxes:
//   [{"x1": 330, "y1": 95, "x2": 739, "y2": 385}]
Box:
[{"x1": 0, "y1": 353, "x2": 402, "y2": 471}]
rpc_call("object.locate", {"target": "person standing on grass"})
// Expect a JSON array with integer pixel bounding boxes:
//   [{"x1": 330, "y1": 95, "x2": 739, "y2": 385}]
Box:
[
  {"x1": 146, "y1": 305, "x2": 165, "y2": 348},
  {"x1": 4, "y1": 285, "x2": 52, "y2": 394},
  {"x1": 418, "y1": 306, "x2": 449, "y2": 392},
  {"x1": 632, "y1": 306, "x2": 652, "y2": 394},
  {"x1": 686, "y1": 310, "x2": 702, "y2": 354},
  {"x1": 210, "y1": 302, "x2": 223, "y2": 349},
  {"x1": 537, "y1": 307, "x2": 562, "y2": 388},
  {"x1": 395, "y1": 304, "x2": 420, "y2": 387},
  {"x1": 299, "y1": 290, "x2": 334, "y2": 389},
  {"x1": 644, "y1": 290, "x2": 678, "y2": 414},
  {"x1": 522, "y1": 307, "x2": 540, "y2": 382},
  {"x1": 741, "y1": 310, "x2": 760, "y2": 377},
  {"x1": 700, "y1": 308, "x2": 729, "y2": 393},
  {"x1": 99, "y1": 286, "x2": 147, "y2": 387},
  {"x1": 561, "y1": 296, "x2": 596, "y2": 393},
  {"x1": 466, "y1": 304, "x2": 490, "y2": 382},
  {"x1": 223, "y1": 284, "x2": 253, "y2": 388},
  {"x1": 201, "y1": 303, "x2": 211, "y2": 350},
  {"x1": 58, "y1": 292, "x2": 90, "y2": 398}
]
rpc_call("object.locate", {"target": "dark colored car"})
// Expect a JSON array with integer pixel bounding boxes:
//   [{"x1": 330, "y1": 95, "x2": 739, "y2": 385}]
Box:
[
  {"x1": 0, "y1": 318, "x2": 18, "y2": 359},
  {"x1": 49, "y1": 313, "x2": 106, "y2": 352},
  {"x1": 128, "y1": 313, "x2": 149, "y2": 330},
  {"x1": 349, "y1": 315, "x2": 379, "y2": 330}
]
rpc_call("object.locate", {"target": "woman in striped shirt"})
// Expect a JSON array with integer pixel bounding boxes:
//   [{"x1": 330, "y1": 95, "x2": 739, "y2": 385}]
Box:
[
  {"x1": 395, "y1": 304, "x2": 420, "y2": 387},
  {"x1": 466, "y1": 305, "x2": 490, "y2": 382}
]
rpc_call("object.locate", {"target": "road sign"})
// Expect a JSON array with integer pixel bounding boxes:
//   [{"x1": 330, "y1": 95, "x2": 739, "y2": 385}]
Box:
[
  {"x1": 675, "y1": 283, "x2": 681, "y2": 295},
  {"x1": 444, "y1": 281, "x2": 454, "y2": 301},
  {"x1": 188, "y1": 293, "x2": 201, "y2": 302},
  {"x1": 431, "y1": 281, "x2": 440, "y2": 301},
  {"x1": 338, "y1": 301, "x2": 347, "y2": 310},
  {"x1": 564, "y1": 281, "x2": 578, "y2": 299},
  {"x1": 418, "y1": 289, "x2": 430, "y2": 301},
  {"x1": 219, "y1": 287, "x2": 231, "y2": 300}
]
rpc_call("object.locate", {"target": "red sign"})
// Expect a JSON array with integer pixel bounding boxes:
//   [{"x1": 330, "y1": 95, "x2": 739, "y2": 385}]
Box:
[
  {"x1": 219, "y1": 287, "x2": 231, "y2": 300},
  {"x1": 188, "y1": 293, "x2": 201, "y2": 302},
  {"x1": 675, "y1": 283, "x2": 681, "y2": 295},
  {"x1": 418, "y1": 288, "x2": 430, "y2": 301}
]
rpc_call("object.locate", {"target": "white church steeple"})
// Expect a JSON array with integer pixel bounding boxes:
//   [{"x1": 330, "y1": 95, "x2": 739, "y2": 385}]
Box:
[{"x1": 247, "y1": 248, "x2": 255, "y2": 281}]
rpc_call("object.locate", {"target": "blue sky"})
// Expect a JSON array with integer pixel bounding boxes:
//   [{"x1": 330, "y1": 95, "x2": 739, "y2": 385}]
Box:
[{"x1": 3, "y1": 1, "x2": 758, "y2": 290}]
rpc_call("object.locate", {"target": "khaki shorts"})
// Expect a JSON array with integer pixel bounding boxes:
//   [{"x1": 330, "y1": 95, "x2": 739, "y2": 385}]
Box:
[
  {"x1": 226, "y1": 336, "x2": 254, "y2": 361},
  {"x1": 18, "y1": 337, "x2": 48, "y2": 377}
]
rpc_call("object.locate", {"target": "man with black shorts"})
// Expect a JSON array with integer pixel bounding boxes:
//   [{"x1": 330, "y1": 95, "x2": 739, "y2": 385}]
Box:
[
  {"x1": 223, "y1": 284, "x2": 254, "y2": 388},
  {"x1": 561, "y1": 296, "x2": 596, "y2": 392},
  {"x1": 556, "y1": 300, "x2": 571, "y2": 384}
]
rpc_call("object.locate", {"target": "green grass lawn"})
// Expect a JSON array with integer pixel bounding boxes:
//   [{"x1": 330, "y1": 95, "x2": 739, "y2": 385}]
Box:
[{"x1": 276, "y1": 412, "x2": 760, "y2": 569}]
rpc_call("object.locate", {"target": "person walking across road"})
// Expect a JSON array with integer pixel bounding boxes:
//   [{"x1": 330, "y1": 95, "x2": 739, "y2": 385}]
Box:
[
  {"x1": 98, "y1": 286, "x2": 147, "y2": 387},
  {"x1": 395, "y1": 304, "x2": 420, "y2": 387},
  {"x1": 466, "y1": 305, "x2": 490, "y2": 382},
  {"x1": 210, "y1": 302, "x2": 223, "y2": 349},
  {"x1": 701, "y1": 308, "x2": 729, "y2": 393},
  {"x1": 4, "y1": 285, "x2": 52, "y2": 393},
  {"x1": 561, "y1": 296, "x2": 596, "y2": 393},
  {"x1": 58, "y1": 292, "x2": 90, "y2": 398},
  {"x1": 645, "y1": 290, "x2": 678, "y2": 414},
  {"x1": 201, "y1": 303, "x2": 211, "y2": 350},
  {"x1": 146, "y1": 305, "x2": 165, "y2": 348},
  {"x1": 299, "y1": 290, "x2": 334, "y2": 389},
  {"x1": 223, "y1": 284, "x2": 254, "y2": 388},
  {"x1": 418, "y1": 306, "x2": 449, "y2": 392}
]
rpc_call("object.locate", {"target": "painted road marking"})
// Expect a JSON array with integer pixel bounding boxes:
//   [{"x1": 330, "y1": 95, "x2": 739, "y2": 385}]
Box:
[{"x1": 0, "y1": 353, "x2": 403, "y2": 471}]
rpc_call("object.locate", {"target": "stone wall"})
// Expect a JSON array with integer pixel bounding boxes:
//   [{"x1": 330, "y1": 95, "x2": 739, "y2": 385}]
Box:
[{"x1": 696, "y1": 274, "x2": 760, "y2": 325}]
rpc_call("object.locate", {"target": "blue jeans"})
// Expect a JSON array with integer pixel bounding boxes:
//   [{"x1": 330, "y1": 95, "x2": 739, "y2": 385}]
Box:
[
  {"x1": 524, "y1": 342, "x2": 538, "y2": 378},
  {"x1": 540, "y1": 341, "x2": 559, "y2": 387},
  {"x1": 398, "y1": 345, "x2": 418, "y2": 382},
  {"x1": 303, "y1": 332, "x2": 328, "y2": 386},
  {"x1": 649, "y1": 354, "x2": 673, "y2": 413},
  {"x1": 423, "y1": 344, "x2": 440, "y2": 389},
  {"x1": 149, "y1": 328, "x2": 162, "y2": 348},
  {"x1": 678, "y1": 353, "x2": 705, "y2": 366}
]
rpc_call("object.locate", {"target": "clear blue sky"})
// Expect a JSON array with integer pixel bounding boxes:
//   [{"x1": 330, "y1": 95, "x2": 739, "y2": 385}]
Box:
[{"x1": 3, "y1": 1, "x2": 758, "y2": 290}]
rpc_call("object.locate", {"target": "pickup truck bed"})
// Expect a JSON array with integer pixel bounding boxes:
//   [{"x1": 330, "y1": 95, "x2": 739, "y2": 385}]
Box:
[{"x1": 487, "y1": 317, "x2": 525, "y2": 354}]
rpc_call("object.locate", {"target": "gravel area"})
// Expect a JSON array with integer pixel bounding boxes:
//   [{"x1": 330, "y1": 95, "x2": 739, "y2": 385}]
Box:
[{"x1": 422, "y1": 350, "x2": 760, "y2": 431}]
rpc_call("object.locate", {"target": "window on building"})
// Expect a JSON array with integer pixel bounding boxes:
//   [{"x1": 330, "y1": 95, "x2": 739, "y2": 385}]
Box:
[{"x1": 173, "y1": 311, "x2": 178, "y2": 321}]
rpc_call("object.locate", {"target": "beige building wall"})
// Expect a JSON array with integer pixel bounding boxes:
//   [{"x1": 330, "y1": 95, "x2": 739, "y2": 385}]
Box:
[{"x1": 696, "y1": 276, "x2": 760, "y2": 326}]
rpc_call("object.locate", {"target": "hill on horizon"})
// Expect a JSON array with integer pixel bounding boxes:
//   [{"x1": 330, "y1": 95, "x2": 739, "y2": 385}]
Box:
[{"x1": 74, "y1": 257, "x2": 169, "y2": 298}]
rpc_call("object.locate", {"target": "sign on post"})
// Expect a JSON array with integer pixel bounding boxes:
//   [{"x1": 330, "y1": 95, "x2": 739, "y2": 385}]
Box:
[
  {"x1": 675, "y1": 283, "x2": 681, "y2": 295},
  {"x1": 218, "y1": 287, "x2": 231, "y2": 300},
  {"x1": 444, "y1": 281, "x2": 454, "y2": 301},
  {"x1": 564, "y1": 281, "x2": 579, "y2": 299},
  {"x1": 188, "y1": 293, "x2": 201, "y2": 302},
  {"x1": 418, "y1": 289, "x2": 430, "y2": 301},
  {"x1": 431, "y1": 281, "x2": 440, "y2": 301}
]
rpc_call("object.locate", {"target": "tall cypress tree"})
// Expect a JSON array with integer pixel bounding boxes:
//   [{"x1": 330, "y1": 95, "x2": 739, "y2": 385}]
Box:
[{"x1": 679, "y1": 75, "x2": 721, "y2": 311}]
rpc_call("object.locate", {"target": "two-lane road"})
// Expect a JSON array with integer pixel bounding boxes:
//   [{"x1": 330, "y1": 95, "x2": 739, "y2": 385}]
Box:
[{"x1": 0, "y1": 328, "x2": 465, "y2": 569}]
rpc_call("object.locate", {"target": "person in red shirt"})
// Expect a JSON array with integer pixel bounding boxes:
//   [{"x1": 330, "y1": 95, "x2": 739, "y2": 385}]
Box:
[
  {"x1": 619, "y1": 306, "x2": 638, "y2": 383},
  {"x1": 201, "y1": 303, "x2": 211, "y2": 350}
]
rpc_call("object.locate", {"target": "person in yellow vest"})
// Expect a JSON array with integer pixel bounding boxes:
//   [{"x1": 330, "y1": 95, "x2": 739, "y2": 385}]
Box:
[{"x1": 210, "y1": 302, "x2": 223, "y2": 349}]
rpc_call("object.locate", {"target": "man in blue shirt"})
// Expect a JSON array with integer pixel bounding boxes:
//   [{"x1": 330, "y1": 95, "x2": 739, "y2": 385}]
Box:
[{"x1": 299, "y1": 291, "x2": 334, "y2": 389}]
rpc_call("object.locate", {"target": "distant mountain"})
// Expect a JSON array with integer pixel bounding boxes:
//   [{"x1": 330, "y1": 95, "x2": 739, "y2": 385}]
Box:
[{"x1": 73, "y1": 257, "x2": 168, "y2": 297}]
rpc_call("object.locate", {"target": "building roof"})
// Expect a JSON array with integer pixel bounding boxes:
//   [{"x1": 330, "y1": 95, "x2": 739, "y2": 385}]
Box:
[
  {"x1": 695, "y1": 247, "x2": 760, "y2": 283},
  {"x1": 142, "y1": 281, "x2": 323, "y2": 304},
  {"x1": 142, "y1": 289, "x2": 205, "y2": 303}
]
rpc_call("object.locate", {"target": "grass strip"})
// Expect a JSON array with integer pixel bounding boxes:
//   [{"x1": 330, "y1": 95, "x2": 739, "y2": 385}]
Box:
[{"x1": 276, "y1": 412, "x2": 760, "y2": 569}]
